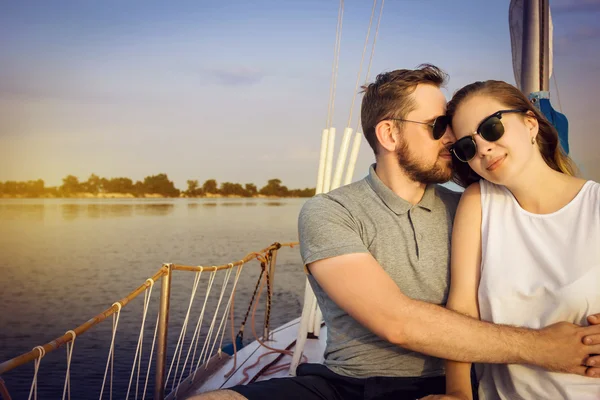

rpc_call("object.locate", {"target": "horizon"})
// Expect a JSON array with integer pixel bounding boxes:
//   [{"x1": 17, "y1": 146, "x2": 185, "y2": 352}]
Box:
[{"x1": 1, "y1": 0, "x2": 599, "y2": 189}]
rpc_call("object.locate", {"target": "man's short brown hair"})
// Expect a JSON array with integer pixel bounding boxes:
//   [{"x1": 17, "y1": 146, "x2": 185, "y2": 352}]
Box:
[{"x1": 360, "y1": 64, "x2": 448, "y2": 155}]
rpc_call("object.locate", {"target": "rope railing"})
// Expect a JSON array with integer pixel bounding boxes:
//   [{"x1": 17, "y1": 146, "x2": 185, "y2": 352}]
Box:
[
  {"x1": 0, "y1": 241, "x2": 299, "y2": 400},
  {"x1": 0, "y1": 267, "x2": 167, "y2": 376}
]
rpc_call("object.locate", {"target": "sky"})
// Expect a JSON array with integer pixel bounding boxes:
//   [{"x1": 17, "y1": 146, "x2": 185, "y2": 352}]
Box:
[{"x1": 1, "y1": 0, "x2": 599, "y2": 190}]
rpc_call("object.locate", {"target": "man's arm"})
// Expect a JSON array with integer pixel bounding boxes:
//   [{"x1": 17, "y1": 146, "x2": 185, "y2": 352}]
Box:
[
  {"x1": 305, "y1": 191, "x2": 600, "y2": 377},
  {"x1": 309, "y1": 254, "x2": 600, "y2": 375}
]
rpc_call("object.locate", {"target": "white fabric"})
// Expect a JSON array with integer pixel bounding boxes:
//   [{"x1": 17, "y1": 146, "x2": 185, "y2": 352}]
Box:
[{"x1": 477, "y1": 179, "x2": 600, "y2": 399}]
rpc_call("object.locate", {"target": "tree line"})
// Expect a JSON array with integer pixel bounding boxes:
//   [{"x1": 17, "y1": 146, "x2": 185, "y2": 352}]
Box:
[{"x1": 0, "y1": 174, "x2": 316, "y2": 198}]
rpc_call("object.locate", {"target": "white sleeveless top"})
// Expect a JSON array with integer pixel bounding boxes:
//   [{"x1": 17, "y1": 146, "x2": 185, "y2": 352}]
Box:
[{"x1": 477, "y1": 179, "x2": 600, "y2": 400}]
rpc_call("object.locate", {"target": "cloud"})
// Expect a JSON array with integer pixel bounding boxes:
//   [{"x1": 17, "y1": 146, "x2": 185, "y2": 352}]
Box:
[
  {"x1": 204, "y1": 67, "x2": 266, "y2": 86},
  {"x1": 552, "y1": 0, "x2": 600, "y2": 14}
]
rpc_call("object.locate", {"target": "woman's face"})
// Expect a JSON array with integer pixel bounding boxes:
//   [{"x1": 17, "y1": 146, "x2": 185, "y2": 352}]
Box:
[{"x1": 451, "y1": 95, "x2": 538, "y2": 185}]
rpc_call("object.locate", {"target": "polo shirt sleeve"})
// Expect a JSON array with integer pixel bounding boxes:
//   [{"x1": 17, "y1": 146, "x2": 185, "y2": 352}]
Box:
[{"x1": 298, "y1": 194, "x2": 369, "y2": 267}]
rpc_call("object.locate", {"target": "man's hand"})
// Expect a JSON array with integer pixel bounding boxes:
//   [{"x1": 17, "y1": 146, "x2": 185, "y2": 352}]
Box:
[
  {"x1": 583, "y1": 313, "x2": 600, "y2": 377},
  {"x1": 585, "y1": 314, "x2": 600, "y2": 346},
  {"x1": 534, "y1": 319, "x2": 600, "y2": 377}
]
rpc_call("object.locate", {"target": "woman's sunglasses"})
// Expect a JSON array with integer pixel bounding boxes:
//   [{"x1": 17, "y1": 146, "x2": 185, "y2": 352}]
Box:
[{"x1": 450, "y1": 109, "x2": 527, "y2": 162}]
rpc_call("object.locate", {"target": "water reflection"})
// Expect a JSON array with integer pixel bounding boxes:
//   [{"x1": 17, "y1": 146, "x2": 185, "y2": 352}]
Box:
[
  {"x1": 86, "y1": 204, "x2": 134, "y2": 218},
  {"x1": 0, "y1": 204, "x2": 45, "y2": 221},
  {"x1": 61, "y1": 204, "x2": 82, "y2": 221},
  {"x1": 0, "y1": 199, "x2": 293, "y2": 223},
  {"x1": 134, "y1": 203, "x2": 174, "y2": 217},
  {"x1": 58, "y1": 203, "x2": 175, "y2": 220},
  {"x1": 221, "y1": 202, "x2": 244, "y2": 207}
]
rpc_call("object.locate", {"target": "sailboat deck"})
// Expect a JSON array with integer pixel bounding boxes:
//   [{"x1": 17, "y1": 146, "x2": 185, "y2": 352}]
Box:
[{"x1": 183, "y1": 318, "x2": 326, "y2": 397}]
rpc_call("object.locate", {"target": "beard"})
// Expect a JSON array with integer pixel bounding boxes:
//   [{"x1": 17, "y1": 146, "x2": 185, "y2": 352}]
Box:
[{"x1": 396, "y1": 136, "x2": 452, "y2": 184}]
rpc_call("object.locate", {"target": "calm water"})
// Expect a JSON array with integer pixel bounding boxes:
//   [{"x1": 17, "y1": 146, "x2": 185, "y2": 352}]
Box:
[{"x1": 0, "y1": 198, "x2": 309, "y2": 399}]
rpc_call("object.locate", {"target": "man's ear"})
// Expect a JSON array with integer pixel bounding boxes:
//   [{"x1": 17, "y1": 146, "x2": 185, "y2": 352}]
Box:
[{"x1": 375, "y1": 120, "x2": 399, "y2": 152}]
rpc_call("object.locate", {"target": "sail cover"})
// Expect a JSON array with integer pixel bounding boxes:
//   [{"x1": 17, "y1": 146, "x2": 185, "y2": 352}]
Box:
[
  {"x1": 509, "y1": 0, "x2": 569, "y2": 154},
  {"x1": 509, "y1": 0, "x2": 554, "y2": 89}
]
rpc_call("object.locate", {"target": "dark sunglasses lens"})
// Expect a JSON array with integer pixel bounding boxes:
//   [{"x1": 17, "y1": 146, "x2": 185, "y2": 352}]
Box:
[
  {"x1": 453, "y1": 138, "x2": 477, "y2": 162},
  {"x1": 432, "y1": 116, "x2": 449, "y2": 140},
  {"x1": 479, "y1": 116, "x2": 504, "y2": 142}
]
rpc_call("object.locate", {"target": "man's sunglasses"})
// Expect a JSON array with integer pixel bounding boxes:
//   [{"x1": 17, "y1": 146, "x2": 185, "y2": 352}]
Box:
[
  {"x1": 450, "y1": 109, "x2": 527, "y2": 162},
  {"x1": 387, "y1": 115, "x2": 450, "y2": 140}
]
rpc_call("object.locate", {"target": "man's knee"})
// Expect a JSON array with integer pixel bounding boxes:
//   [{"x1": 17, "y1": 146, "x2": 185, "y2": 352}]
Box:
[{"x1": 184, "y1": 389, "x2": 247, "y2": 400}]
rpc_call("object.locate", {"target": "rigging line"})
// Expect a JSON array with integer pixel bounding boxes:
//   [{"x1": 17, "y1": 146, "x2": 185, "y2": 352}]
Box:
[
  {"x1": 326, "y1": 0, "x2": 344, "y2": 128},
  {"x1": 552, "y1": 70, "x2": 563, "y2": 113},
  {"x1": 347, "y1": 0, "x2": 378, "y2": 127},
  {"x1": 329, "y1": 0, "x2": 345, "y2": 129},
  {"x1": 355, "y1": 0, "x2": 385, "y2": 134}
]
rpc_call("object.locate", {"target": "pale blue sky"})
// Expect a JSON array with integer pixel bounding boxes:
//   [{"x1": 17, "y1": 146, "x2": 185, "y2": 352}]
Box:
[{"x1": 1, "y1": 0, "x2": 599, "y2": 190}]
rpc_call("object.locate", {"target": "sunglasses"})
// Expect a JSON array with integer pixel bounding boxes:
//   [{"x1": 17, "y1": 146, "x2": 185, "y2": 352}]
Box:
[
  {"x1": 388, "y1": 115, "x2": 450, "y2": 140},
  {"x1": 450, "y1": 109, "x2": 526, "y2": 162}
]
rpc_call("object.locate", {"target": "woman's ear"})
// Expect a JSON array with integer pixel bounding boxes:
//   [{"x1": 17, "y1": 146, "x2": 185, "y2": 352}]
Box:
[
  {"x1": 523, "y1": 111, "x2": 539, "y2": 139},
  {"x1": 375, "y1": 120, "x2": 398, "y2": 152}
]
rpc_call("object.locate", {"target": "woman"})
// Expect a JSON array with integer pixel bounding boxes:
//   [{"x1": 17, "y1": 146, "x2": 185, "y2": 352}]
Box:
[{"x1": 440, "y1": 80, "x2": 600, "y2": 399}]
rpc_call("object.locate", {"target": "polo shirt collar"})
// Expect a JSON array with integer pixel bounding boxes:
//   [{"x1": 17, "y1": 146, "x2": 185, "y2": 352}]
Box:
[{"x1": 365, "y1": 163, "x2": 436, "y2": 214}]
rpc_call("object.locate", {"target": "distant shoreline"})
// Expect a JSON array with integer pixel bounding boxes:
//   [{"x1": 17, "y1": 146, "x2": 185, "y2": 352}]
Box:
[{"x1": 0, "y1": 192, "x2": 307, "y2": 199}]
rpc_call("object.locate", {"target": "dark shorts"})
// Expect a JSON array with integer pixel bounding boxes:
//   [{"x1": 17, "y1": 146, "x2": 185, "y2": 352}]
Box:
[{"x1": 228, "y1": 363, "x2": 446, "y2": 400}]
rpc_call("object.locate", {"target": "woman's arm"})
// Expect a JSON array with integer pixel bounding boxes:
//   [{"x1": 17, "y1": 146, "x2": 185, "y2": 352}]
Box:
[{"x1": 445, "y1": 182, "x2": 483, "y2": 399}]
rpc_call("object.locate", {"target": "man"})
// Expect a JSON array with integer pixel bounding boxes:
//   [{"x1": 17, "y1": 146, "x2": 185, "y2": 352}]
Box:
[{"x1": 191, "y1": 64, "x2": 600, "y2": 400}]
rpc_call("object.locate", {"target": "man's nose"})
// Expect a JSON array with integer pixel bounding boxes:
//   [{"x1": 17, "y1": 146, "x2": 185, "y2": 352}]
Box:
[{"x1": 441, "y1": 126, "x2": 456, "y2": 146}]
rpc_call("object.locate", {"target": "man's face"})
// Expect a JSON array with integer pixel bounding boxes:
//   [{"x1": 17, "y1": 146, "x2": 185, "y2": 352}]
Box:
[{"x1": 394, "y1": 84, "x2": 455, "y2": 184}]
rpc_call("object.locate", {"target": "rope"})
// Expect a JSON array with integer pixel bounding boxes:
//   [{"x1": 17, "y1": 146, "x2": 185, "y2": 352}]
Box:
[
  {"x1": 264, "y1": 259, "x2": 273, "y2": 340},
  {"x1": 194, "y1": 267, "x2": 234, "y2": 377},
  {"x1": 166, "y1": 270, "x2": 203, "y2": 391},
  {"x1": 552, "y1": 71, "x2": 563, "y2": 112},
  {"x1": 249, "y1": 340, "x2": 300, "y2": 383},
  {"x1": 329, "y1": 0, "x2": 345, "y2": 129},
  {"x1": 326, "y1": 0, "x2": 345, "y2": 128},
  {"x1": 256, "y1": 322, "x2": 321, "y2": 380},
  {"x1": 354, "y1": 0, "x2": 384, "y2": 134},
  {"x1": 27, "y1": 346, "x2": 45, "y2": 400},
  {"x1": 0, "y1": 267, "x2": 167, "y2": 377},
  {"x1": 141, "y1": 312, "x2": 159, "y2": 400},
  {"x1": 237, "y1": 267, "x2": 264, "y2": 343},
  {"x1": 347, "y1": 0, "x2": 378, "y2": 127},
  {"x1": 224, "y1": 283, "x2": 239, "y2": 379},
  {"x1": 126, "y1": 278, "x2": 155, "y2": 400},
  {"x1": 184, "y1": 270, "x2": 217, "y2": 379},
  {"x1": 172, "y1": 262, "x2": 244, "y2": 397},
  {"x1": 217, "y1": 263, "x2": 244, "y2": 356},
  {"x1": 0, "y1": 376, "x2": 11, "y2": 400},
  {"x1": 62, "y1": 330, "x2": 76, "y2": 400},
  {"x1": 207, "y1": 263, "x2": 244, "y2": 365},
  {"x1": 99, "y1": 302, "x2": 122, "y2": 400},
  {"x1": 0, "y1": 242, "x2": 298, "y2": 399},
  {"x1": 235, "y1": 268, "x2": 307, "y2": 386},
  {"x1": 1, "y1": 244, "x2": 292, "y2": 378}
]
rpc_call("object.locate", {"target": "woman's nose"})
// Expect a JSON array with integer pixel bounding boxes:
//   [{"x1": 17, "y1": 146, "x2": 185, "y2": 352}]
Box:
[{"x1": 473, "y1": 134, "x2": 494, "y2": 156}]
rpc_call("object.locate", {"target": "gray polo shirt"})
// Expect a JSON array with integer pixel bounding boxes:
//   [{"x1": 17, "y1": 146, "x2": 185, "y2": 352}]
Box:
[{"x1": 298, "y1": 164, "x2": 461, "y2": 378}]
